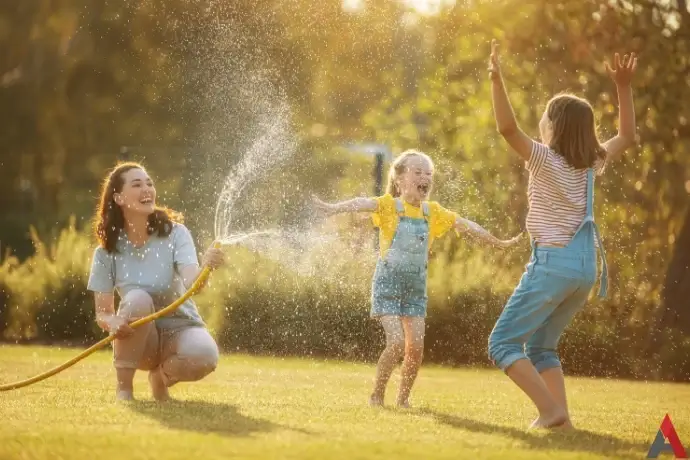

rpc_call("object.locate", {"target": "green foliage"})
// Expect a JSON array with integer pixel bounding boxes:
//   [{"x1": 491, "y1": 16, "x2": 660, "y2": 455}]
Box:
[
  {"x1": 0, "y1": 255, "x2": 17, "y2": 338},
  {"x1": 3, "y1": 217, "x2": 103, "y2": 343},
  {"x1": 357, "y1": 0, "x2": 690, "y2": 352},
  {"x1": 1, "y1": 220, "x2": 688, "y2": 381},
  {"x1": 1, "y1": 0, "x2": 689, "y2": 380}
]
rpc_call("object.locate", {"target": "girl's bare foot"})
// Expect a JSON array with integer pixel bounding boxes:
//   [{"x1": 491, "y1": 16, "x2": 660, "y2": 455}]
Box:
[
  {"x1": 369, "y1": 393, "x2": 384, "y2": 407},
  {"x1": 528, "y1": 409, "x2": 569, "y2": 429},
  {"x1": 148, "y1": 367, "x2": 170, "y2": 402},
  {"x1": 396, "y1": 399, "x2": 410, "y2": 409},
  {"x1": 116, "y1": 390, "x2": 134, "y2": 401}
]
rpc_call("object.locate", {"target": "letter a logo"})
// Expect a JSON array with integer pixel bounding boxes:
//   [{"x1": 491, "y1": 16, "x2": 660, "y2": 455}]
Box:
[{"x1": 647, "y1": 414, "x2": 687, "y2": 458}]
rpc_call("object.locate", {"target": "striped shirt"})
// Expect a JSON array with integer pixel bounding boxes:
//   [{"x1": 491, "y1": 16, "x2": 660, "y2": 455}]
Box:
[{"x1": 526, "y1": 141, "x2": 604, "y2": 246}]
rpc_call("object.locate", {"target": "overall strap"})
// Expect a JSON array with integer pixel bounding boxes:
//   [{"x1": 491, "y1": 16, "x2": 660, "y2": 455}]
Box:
[
  {"x1": 394, "y1": 198, "x2": 405, "y2": 216},
  {"x1": 421, "y1": 202, "x2": 430, "y2": 221},
  {"x1": 383, "y1": 198, "x2": 406, "y2": 261},
  {"x1": 594, "y1": 223, "x2": 608, "y2": 298},
  {"x1": 586, "y1": 168, "x2": 608, "y2": 298}
]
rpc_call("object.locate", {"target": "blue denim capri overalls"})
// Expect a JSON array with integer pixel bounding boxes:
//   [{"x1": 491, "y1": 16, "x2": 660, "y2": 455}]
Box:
[{"x1": 488, "y1": 168, "x2": 608, "y2": 371}]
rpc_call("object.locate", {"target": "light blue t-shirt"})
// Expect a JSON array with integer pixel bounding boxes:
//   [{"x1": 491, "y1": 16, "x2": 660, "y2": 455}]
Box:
[{"x1": 87, "y1": 223, "x2": 205, "y2": 330}]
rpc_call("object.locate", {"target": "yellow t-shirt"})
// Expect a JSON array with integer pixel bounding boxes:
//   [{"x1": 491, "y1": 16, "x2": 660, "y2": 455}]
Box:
[{"x1": 371, "y1": 194, "x2": 458, "y2": 258}]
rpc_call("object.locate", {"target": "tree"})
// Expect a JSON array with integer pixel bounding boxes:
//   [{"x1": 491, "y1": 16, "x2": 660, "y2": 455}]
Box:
[{"x1": 661, "y1": 205, "x2": 690, "y2": 328}]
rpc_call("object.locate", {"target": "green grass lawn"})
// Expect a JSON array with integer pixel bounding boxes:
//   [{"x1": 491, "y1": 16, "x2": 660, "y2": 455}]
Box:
[{"x1": 1, "y1": 345, "x2": 688, "y2": 460}]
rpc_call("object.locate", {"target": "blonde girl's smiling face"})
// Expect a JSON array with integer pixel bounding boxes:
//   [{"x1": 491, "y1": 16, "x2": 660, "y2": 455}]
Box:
[{"x1": 396, "y1": 155, "x2": 434, "y2": 205}]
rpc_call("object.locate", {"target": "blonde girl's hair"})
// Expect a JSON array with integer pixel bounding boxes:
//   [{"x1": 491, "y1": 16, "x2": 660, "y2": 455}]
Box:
[{"x1": 384, "y1": 149, "x2": 434, "y2": 197}]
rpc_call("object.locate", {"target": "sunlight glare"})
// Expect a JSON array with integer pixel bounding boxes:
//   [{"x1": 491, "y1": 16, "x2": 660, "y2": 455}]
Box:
[
  {"x1": 403, "y1": 0, "x2": 456, "y2": 15},
  {"x1": 342, "y1": 0, "x2": 456, "y2": 15}
]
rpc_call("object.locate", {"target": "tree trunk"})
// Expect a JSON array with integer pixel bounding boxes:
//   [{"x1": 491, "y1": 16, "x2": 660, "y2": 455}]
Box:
[{"x1": 661, "y1": 205, "x2": 690, "y2": 329}]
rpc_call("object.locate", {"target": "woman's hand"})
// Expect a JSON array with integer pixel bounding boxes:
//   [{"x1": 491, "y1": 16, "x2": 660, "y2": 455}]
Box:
[
  {"x1": 201, "y1": 244, "x2": 225, "y2": 270},
  {"x1": 102, "y1": 315, "x2": 135, "y2": 339}
]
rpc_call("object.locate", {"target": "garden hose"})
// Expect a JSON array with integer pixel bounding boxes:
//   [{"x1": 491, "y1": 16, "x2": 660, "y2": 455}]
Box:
[{"x1": 0, "y1": 242, "x2": 221, "y2": 392}]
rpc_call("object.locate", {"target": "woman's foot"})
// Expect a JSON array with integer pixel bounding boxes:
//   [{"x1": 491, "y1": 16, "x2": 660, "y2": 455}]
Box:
[
  {"x1": 148, "y1": 367, "x2": 170, "y2": 402},
  {"x1": 115, "y1": 368, "x2": 136, "y2": 401}
]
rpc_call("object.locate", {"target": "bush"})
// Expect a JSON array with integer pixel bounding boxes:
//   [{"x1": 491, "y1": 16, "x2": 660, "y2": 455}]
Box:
[
  {"x1": 34, "y1": 219, "x2": 104, "y2": 343},
  {"x1": 2, "y1": 219, "x2": 689, "y2": 382},
  {"x1": 200, "y1": 240, "x2": 520, "y2": 364},
  {"x1": 198, "y1": 240, "x2": 690, "y2": 382},
  {"x1": 5, "y1": 217, "x2": 104, "y2": 343},
  {"x1": 35, "y1": 273, "x2": 103, "y2": 343},
  {"x1": 0, "y1": 255, "x2": 18, "y2": 338},
  {"x1": 195, "y1": 245, "x2": 383, "y2": 360}
]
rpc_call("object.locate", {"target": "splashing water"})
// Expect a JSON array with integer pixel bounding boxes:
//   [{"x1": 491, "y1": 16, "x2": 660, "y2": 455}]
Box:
[
  {"x1": 218, "y1": 230, "x2": 280, "y2": 246},
  {"x1": 188, "y1": 16, "x2": 315, "y2": 265},
  {"x1": 205, "y1": 72, "x2": 351, "y2": 277},
  {"x1": 212, "y1": 96, "x2": 296, "y2": 242},
  {"x1": 193, "y1": 13, "x2": 376, "y2": 282}
]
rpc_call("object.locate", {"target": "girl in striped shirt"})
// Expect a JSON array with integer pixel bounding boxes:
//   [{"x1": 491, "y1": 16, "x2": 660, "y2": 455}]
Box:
[{"x1": 486, "y1": 40, "x2": 638, "y2": 429}]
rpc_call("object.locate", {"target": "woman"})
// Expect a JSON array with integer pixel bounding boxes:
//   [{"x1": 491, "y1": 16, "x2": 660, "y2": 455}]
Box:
[{"x1": 87, "y1": 162, "x2": 225, "y2": 401}]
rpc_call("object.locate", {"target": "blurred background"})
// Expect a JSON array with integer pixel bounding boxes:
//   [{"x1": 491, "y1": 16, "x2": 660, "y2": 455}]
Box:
[{"x1": 0, "y1": 0, "x2": 688, "y2": 382}]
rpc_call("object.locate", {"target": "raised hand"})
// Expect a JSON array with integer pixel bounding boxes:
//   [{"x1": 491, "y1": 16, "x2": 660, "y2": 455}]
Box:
[
  {"x1": 488, "y1": 39, "x2": 502, "y2": 80},
  {"x1": 312, "y1": 194, "x2": 335, "y2": 216},
  {"x1": 605, "y1": 52, "x2": 638, "y2": 87}
]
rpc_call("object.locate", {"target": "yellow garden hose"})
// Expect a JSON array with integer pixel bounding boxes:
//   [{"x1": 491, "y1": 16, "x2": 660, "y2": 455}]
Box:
[{"x1": 0, "y1": 244, "x2": 220, "y2": 392}]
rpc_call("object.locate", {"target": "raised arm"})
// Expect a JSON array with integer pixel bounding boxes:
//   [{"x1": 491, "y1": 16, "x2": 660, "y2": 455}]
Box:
[
  {"x1": 489, "y1": 40, "x2": 534, "y2": 161},
  {"x1": 455, "y1": 216, "x2": 522, "y2": 248},
  {"x1": 312, "y1": 195, "x2": 378, "y2": 216},
  {"x1": 602, "y1": 52, "x2": 638, "y2": 161}
]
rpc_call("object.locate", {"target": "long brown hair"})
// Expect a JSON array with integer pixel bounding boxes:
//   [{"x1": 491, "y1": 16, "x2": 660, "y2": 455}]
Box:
[
  {"x1": 545, "y1": 93, "x2": 607, "y2": 169},
  {"x1": 94, "y1": 162, "x2": 183, "y2": 253},
  {"x1": 385, "y1": 149, "x2": 434, "y2": 197}
]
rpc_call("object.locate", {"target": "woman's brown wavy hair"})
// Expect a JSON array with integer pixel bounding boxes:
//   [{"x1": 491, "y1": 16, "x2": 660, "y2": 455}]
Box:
[{"x1": 94, "y1": 162, "x2": 183, "y2": 253}]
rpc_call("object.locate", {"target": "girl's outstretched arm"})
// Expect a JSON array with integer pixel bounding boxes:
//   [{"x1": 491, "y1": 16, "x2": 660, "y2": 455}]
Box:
[
  {"x1": 602, "y1": 52, "x2": 638, "y2": 161},
  {"x1": 313, "y1": 195, "x2": 377, "y2": 216},
  {"x1": 489, "y1": 39, "x2": 534, "y2": 161},
  {"x1": 455, "y1": 216, "x2": 523, "y2": 248}
]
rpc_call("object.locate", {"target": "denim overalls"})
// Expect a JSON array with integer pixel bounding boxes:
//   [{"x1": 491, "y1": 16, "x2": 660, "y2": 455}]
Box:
[
  {"x1": 371, "y1": 198, "x2": 430, "y2": 318},
  {"x1": 488, "y1": 168, "x2": 608, "y2": 371}
]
